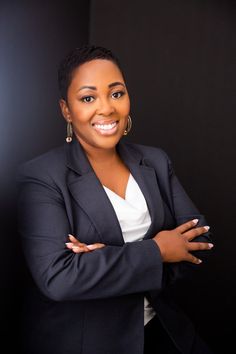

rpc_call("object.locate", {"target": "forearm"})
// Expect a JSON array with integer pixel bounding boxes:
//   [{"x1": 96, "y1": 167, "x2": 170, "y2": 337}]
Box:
[{"x1": 21, "y1": 235, "x2": 163, "y2": 301}]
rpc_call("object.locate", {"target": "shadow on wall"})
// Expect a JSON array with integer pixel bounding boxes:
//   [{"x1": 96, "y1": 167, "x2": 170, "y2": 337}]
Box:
[{"x1": 0, "y1": 1, "x2": 90, "y2": 352}]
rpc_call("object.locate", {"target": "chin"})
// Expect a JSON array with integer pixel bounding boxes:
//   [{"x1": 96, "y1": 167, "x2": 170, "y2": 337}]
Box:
[
  {"x1": 96, "y1": 139, "x2": 120, "y2": 150},
  {"x1": 75, "y1": 131, "x2": 123, "y2": 151}
]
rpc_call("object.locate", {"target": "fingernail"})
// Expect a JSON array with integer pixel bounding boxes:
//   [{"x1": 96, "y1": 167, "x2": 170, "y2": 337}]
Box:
[
  {"x1": 65, "y1": 242, "x2": 72, "y2": 247},
  {"x1": 204, "y1": 226, "x2": 210, "y2": 231},
  {"x1": 208, "y1": 243, "x2": 214, "y2": 249},
  {"x1": 192, "y1": 219, "x2": 199, "y2": 225},
  {"x1": 198, "y1": 259, "x2": 202, "y2": 264}
]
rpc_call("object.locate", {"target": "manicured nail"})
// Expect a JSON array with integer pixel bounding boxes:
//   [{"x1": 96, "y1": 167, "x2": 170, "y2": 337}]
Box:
[
  {"x1": 208, "y1": 243, "x2": 214, "y2": 249},
  {"x1": 65, "y1": 242, "x2": 73, "y2": 247},
  {"x1": 198, "y1": 259, "x2": 202, "y2": 264},
  {"x1": 192, "y1": 219, "x2": 199, "y2": 225},
  {"x1": 204, "y1": 226, "x2": 210, "y2": 231}
]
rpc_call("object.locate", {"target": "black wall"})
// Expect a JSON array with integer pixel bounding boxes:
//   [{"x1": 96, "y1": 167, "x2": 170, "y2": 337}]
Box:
[
  {"x1": 1, "y1": 1, "x2": 235, "y2": 353},
  {"x1": 90, "y1": 1, "x2": 236, "y2": 353},
  {"x1": 0, "y1": 1, "x2": 89, "y2": 352}
]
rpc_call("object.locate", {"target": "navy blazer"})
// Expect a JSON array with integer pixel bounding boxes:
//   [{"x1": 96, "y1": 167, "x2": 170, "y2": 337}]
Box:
[{"x1": 17, "y1": 138, "x2": 212, "y2": 354}]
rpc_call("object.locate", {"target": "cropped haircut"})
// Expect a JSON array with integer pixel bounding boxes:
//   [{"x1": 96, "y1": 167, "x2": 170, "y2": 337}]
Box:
[{"x1": 58, "y1": 44, "x2": 123, "y2": 100}]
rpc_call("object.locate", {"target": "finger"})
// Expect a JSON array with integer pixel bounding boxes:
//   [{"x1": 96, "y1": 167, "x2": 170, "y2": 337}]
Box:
[
  {"x1": 72, "y1": 246, "x2": 90, "y2": 253},
  {"x1": 66, "y1": 242, "x2": 88, "y2": 251},
  {"x1": 188, "y1": 242, "x2": 214, "y2": 252},
  {"x1": 68, "y1": 234, "x2": 80, "y2": 242},
  {"x1": 184, "y1": 226, "x2": 210, "y2": 241},
  {"x1": 65, "y1": 242, "x2": 74, "y2": 249},
  {"x1": 68, "y1": 235, "x2": 88, "y2": 247},
  {"x1": 185, "y1": 253, "x2": 202, "y2": 265},
  {"x1": 66, "y1": 240, "x2": 87, "y2": 249},
  {"x1": 176, "y1": 219, "x2": 199, "y2": 234},
  {"x1": 86, "y1": 243, "x2": 106, "y2": 250}
]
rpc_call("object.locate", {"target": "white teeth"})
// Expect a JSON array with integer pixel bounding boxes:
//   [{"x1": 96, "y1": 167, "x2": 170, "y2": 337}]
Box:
[{"x1": 94, "y1": 122, "x2": 117, "y2": 130}]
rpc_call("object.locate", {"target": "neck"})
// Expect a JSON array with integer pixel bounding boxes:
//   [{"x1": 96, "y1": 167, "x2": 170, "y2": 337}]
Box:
[
  {"x1": 76, "y1": 137, "x2": 120, "y2": 166},
  {"x1": 87, "y1": 147, "x2": 118, "y2": 166}
]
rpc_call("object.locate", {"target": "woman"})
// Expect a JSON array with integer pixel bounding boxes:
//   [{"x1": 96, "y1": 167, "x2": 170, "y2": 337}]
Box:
[{"x1": 17, "y1": 45, "x2": 213, "y2": 354}]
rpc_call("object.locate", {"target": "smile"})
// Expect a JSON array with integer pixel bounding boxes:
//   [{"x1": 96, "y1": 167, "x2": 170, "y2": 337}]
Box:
[{"x1": 92, "y1": 120, "x2": 119, "y2": 136}]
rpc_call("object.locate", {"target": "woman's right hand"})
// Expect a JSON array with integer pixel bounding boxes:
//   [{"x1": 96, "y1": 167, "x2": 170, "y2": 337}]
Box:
[
  {"x1": 153, "y1": 219, "x2": 213, "y2": 264},
  {"x1": 66, "y1": 234, "x2": 106, "y2": 253}
]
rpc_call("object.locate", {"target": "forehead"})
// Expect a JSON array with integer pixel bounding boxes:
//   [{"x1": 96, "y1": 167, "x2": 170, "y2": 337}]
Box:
[{"x1": 70, "y1": 59, "x2": 124, "y2": 87}]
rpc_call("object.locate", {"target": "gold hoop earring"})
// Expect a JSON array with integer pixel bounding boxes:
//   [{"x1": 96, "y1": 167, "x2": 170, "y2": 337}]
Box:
[
  {"x1": 66, "y1": 121, "x2": 73, "y2": 143},
  {"x1": 123, "y1": 115, "x2": 132, "y2": 136}
]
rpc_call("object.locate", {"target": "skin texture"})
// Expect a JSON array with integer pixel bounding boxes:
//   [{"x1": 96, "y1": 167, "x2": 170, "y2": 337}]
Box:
[
  {"x1": 60, "y1": 59, "x2": 130, "y2": 155},
  {"x1": 60, "y1": 59, "x2": 213, "y2": 263},
  {"x1": 60, "y1": 59, "x2": 131, "y2": 198}
]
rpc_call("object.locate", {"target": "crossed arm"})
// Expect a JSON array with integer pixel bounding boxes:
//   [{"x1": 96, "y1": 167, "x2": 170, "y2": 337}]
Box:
[
  {"x1": 66, "y1": 219, "x2": 213, "y2": 264},
  {"x1": 17, "y1": 152, "x2": 213, "y2": 301}
]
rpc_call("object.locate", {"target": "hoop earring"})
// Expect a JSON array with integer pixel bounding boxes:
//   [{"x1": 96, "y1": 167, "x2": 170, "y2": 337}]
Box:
[
  {"x1": 123, "y1": 115, "x2": 132, "y2": 136},
  {"x1": 66, "y1": 121, "x2": 73, "y2": 143}
]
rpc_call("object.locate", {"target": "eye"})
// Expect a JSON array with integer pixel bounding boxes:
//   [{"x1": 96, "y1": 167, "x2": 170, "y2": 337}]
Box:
[
  {"x1": 111, "y1": 91, "x2": 125, "y2": 99},
  {"x1": 81, "y1": 96, "x2": 95, "y2": 103}
]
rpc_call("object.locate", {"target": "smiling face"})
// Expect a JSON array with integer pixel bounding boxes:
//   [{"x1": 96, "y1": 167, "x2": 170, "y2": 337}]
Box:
[{"x1": 60, "y1": 59, "x2": 130, "y2": 153}]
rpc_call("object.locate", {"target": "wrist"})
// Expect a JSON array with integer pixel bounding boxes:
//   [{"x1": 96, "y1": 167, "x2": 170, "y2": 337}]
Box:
[{"x1": 153, "y1": 237, "x2": 165, "y2": 262}]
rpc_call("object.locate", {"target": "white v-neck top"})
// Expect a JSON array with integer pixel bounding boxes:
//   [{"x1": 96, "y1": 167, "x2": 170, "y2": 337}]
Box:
[{"x1": 103, "y1": 174, "x2": 156, "y2": 326}]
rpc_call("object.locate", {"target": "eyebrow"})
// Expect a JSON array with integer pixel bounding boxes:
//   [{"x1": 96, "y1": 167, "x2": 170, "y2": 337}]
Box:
[
  {"x1": 77, "y1": 81, "x2": 125, "y2": 92},
  {"x1": 108, "y1": 82, "x2": 125, "y2": 88}
]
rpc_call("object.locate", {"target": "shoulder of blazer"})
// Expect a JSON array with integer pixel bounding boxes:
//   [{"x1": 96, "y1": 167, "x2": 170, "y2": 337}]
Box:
[
  {"x1": 16, "y1": 141, "x2": 173, "y2": 185},
  {"x1": 123, "y1": 141, "x2": 172, "y2": 171},
  {"x1": 16, "y1": 143, "x2": 67, "y2": 185}
]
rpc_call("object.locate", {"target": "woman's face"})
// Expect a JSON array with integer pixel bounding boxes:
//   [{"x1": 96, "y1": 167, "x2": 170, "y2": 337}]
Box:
[{"x1": 60, "y1": 59, "x2": 130, "y2": 152}]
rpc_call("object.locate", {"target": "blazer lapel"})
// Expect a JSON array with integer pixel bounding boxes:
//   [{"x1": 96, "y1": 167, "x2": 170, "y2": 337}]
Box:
[
  {"x1": 66, "y1": 139, "x2": 124, "y2": 245},
  {"x1": 128, "y1": 163, "x2": 164, "y2": 239},
  {"x1": 117, "y1": 142, "x2": 165, "y2": 239},
  {"x1": 66, "y1": 138, "x2": 165, "y2": 245}
]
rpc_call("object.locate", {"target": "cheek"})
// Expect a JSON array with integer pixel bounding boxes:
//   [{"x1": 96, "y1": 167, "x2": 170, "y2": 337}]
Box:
[
  {"x1": 122, "y1": 105, "x2": 130, "y2": 117},
  {"x1": 115, "y1": 97, "x2": 130, "y2": 114},
  {"x1": 71, "y1": 104, "x2": 94, "y2": 123},
  {"x1": 122, "y1": 97, "x2": 130, "y2": 113}
]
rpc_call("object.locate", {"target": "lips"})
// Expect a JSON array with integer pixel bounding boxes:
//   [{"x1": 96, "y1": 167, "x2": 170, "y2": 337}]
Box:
[{"x1": 92, "y1": 120, "x2": 119, "y2": 136}]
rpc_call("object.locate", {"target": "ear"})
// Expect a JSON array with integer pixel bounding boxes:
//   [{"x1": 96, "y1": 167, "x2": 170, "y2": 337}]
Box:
[{"x1": 59, "y1": 99, "x2": 71, "y2": 122}]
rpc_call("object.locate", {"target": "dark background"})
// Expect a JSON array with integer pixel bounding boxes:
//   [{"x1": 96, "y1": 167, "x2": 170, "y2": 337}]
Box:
[
  {"x1": 0, "y1": 1, "x2": 90, "y2": 352},
  {"x1": 1, "y1": 1, "x2": 235, "y2": 353}
]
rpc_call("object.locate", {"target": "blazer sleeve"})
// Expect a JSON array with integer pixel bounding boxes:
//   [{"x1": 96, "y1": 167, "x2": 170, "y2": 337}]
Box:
[
  {"x1": 160, "y1": 151, "x2": 213, "y2": 287},
  {"x1": 17, "y1": 164, "x2": 163, "y2": 302}
]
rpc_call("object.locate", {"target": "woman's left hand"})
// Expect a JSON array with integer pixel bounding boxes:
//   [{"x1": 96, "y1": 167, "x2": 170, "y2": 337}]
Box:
[{"x1": 65, "y1": 234, "x2": 106, "y2": 253}]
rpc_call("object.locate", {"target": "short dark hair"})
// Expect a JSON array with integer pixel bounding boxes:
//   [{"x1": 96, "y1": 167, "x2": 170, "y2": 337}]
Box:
[{"x1": 58, "y1": 44, "x2": 123, "y2": 100}]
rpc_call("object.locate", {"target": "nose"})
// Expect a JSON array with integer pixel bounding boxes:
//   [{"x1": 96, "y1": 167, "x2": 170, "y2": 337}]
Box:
[{"x1": 96, "y1": 97, "x2": 115, "y2": 116}]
